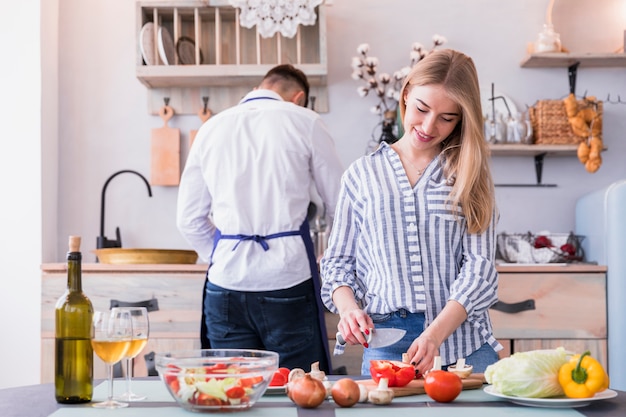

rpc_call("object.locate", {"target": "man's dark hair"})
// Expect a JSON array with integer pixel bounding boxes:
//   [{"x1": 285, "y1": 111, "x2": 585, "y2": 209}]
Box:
[{"x1": 263, "y1": 64, "x2": 310, "y2": 108}]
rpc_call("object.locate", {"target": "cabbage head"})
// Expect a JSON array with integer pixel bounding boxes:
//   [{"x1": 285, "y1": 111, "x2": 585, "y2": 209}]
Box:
[{"x1": 484, "y1": 347, "x2": 570, "y2": 398}]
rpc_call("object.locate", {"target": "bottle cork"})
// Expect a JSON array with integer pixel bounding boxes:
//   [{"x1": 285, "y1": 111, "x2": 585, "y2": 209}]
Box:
[{"x1": 69, "y1": 235, "x2": 81, "y2": 252}]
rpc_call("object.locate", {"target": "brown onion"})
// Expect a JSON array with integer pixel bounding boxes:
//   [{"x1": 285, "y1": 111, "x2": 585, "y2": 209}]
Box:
[
  {"x1": 287, "y1": 374, "x2": 326, "y2": 408},
  {"x1": 331, "y1": 378, "x2": 360, "y2": 407}
]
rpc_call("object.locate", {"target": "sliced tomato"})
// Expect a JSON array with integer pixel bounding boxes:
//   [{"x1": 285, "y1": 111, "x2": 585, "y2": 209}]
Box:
[
  {"x1": 269, "y1": 371, "x2": 287, "y2": 387},
  {"x1": 277, "y1": 367, "x2": 290, "y2": 379},
  {"x1": 195, "y1": 392, "x2": 225, "y2": 406},
  {"x1": 225, "y1": 386, "x2": 246, "y2": 399},
  {"x1": 370, "y1": 359, "x2": 416, "y2": 387},
  {"x1": 204, "y1": 363, "x2": 228, "y2": 373},
  {"x1": 164, "y1": 364, "x2": 181, "y2": 385},
  {"x1": 240, "y1": 375, "x2": 264, "y2": 388},
  {"x1": 168, "y1": 378, "x2": 180, "y2": 394}
]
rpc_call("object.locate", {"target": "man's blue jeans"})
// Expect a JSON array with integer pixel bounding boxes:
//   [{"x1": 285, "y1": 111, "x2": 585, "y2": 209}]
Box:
[{"x1": 205, "y1": 279, "x2": 329, "y2": 373}]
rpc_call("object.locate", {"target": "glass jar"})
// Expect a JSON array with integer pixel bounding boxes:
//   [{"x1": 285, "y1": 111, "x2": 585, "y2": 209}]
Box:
[{"x1": 534, "y1": 23, "x2": 562, "y2": 53}]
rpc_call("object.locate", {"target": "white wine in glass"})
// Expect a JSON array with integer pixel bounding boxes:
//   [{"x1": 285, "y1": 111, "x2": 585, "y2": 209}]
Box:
[
  {"x1": 116, "y1": 307, "x2": 150, "y2": 401},
  {"x1": 91, "y1": 309, "x2": 132, "y2": 409}
]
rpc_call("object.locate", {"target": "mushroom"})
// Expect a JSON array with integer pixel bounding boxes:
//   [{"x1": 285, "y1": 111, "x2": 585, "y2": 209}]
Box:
[
  {"x1": 309, "y1": 361, "x2": 326, "y2": 381},
  {"x1": 448, "y1": 358, "x2": 473, "y2": 379},
  {"x1": 358, "y1": 383, "x2": 369, "y2": 403},
  {"x1": 367, "y1": 377, "x2": 394, "y2": 405}
]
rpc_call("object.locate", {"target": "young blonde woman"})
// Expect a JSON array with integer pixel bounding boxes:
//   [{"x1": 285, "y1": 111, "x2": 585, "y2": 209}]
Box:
[{"x1": 321, "y1": 49, "x2": 502, "y2": 376}]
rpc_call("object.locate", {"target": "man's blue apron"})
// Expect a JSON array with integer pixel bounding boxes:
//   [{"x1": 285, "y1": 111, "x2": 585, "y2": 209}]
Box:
[{"x1": 200, "y1": 218, "x2": 332, "y2": 371}]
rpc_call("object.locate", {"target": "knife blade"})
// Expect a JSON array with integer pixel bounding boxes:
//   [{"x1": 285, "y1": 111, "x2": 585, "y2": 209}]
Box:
[{"x1": 336, "y1": 328, "x2": 406, "y2": 348}]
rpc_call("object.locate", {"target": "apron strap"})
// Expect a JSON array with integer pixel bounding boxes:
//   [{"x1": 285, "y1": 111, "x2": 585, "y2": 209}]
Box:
[
  {"x1": 219, "y1": 230, "x2": 301, "y2": 251},
  {"x1": 205, "y1": 219, "x2": 332, "y2": 371},
  {"x1": 298, "y1": 219, "x2": 333, "y2": 371}
]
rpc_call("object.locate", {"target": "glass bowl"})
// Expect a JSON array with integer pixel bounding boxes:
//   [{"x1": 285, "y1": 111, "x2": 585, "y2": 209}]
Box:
[{"x1": 155, "y1": 349, "x2": 279, "y2": 412}]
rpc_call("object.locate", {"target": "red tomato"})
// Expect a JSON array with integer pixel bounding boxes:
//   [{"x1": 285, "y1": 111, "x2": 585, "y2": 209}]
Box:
[
  {"x1": 269, "y1": 371, "x2": 287, "y2": 387},
  {"x1": 369, "y1": 360, "x2": 416, "y2": 387},
  {"x1": 240, "y1": 375, "x2": 264, "y2": 388},
  {"x1": 204, "y1": 363, "x2": 228, "y2": 373},
  {"x1": 168, "y1": 378, "x2": 180, "y2": 394},
  {"x1": 164, "y1": 364, "x2": 181, "y2": 385},
  {"x1": 277, "y1": 367, "x2": 290, "y2": 379},
  {"x1": 193, "y1": 392, "x2": 224, "y2": 406},
  {"x1": 423, "y1": 370, "x2": 463, "y2": 403},
  {"x1": 225, "y1": 386, "x2": 246, "y2": 399}
]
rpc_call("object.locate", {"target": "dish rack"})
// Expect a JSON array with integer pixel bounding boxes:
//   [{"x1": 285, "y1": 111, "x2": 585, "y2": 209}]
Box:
[{"x1": 497, "y1": 232, "x2": 584, "y2": 264}]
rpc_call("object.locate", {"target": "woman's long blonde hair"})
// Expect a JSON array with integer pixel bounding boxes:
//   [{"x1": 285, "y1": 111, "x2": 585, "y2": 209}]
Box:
[{"x1": 399, "y1": 49, "x2": 495, "y2": 234}]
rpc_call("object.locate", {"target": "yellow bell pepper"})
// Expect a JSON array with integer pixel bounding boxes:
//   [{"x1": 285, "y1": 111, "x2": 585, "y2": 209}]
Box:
[{"x1": 558, "y1": 351, "x2": 608, "y2": 398}]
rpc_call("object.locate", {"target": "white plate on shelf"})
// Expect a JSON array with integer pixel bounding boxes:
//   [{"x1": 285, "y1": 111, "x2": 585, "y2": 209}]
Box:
[
  {"x1": 139, "y1": 22, "x2": 157, "y2": 65},
  {"x1": 265, "y1": 385, "x2": 287, "y2": 395},
  {"x1": 481, "y1": 86, "x2": 518, "y2": 120},
  {"x1": 158, "y1": 26, "x2": 176, "y2": 65},
  {"x1": 483, "y1": 385, "x2": 618, "y2": 408}
]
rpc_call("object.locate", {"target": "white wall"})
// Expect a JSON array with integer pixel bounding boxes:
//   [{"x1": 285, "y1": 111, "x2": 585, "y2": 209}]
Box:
[
  {"x1": 0, "y1": 0, "x2": 43, "y2": 388},
  {"x1": 2, "y1": 0, "x2": 625, "y2": 389},
  {"x1": 52, "y1": 0, "x2": 626, "y2": 263}
]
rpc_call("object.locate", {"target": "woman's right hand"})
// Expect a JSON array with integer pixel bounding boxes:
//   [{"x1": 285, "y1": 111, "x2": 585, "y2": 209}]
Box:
[
  {"x1": 333, "y1": 286, "x2": 374, "y2": 346},
  {"x1": 337, "y1": 308, "x2": 374, "y2": 347}
]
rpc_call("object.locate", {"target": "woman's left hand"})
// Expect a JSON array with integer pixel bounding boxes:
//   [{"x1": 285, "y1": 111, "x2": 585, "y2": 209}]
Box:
[{"x1": 405, "y1": 333, "x2": 440, "y2": 376}]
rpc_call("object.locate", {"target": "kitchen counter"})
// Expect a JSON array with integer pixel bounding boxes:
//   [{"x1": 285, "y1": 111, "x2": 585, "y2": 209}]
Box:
[
  {"x1": 41, "y1": 262, "x2": 609, "y2": 379},
  {"x1": 41, "y1": 262, "x2": 607, "y2": 273},
  {"x1": 41, "y1": 262, "x2": 209, "y2": 273},
  {"x1": 2, "y1": 377, "x2": 624, "y2": 417}
]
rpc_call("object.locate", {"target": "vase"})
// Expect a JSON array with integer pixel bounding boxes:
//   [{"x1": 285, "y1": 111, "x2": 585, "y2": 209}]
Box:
[{"x1": 379, "y1": 110, "x2": 398, "y2": 144}]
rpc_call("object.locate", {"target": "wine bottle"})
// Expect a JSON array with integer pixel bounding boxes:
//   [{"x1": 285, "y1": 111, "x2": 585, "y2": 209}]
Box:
[{"x1": 55, "y1": 235, "x2": 94, "y2": 403}]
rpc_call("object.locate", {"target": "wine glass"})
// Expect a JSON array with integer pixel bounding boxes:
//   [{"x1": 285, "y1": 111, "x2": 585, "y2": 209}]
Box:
[
  {"x1": 91, "y1": 309, "x2": 132, "y2": 409},
  {"x1": 116, "y1": 307, "x2": 150, "y2": 401}
]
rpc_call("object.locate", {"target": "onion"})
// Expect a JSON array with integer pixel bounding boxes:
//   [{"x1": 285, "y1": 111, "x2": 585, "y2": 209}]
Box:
[
  {"x1": 331, "y1": 378, "x2": 360, "y2": 407},
  {"x1": 287, "y1": 374, "x2": 326, "y2": 408}
]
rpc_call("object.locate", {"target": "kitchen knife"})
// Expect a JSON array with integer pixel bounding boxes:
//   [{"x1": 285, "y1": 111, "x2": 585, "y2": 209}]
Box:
[{"x1": 336, "y1": 328, "x2": 406, "y2": 348}]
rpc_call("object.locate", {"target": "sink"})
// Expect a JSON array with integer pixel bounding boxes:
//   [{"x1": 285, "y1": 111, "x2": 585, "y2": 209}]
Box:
[{"x1": 93, "y1": 248, "x2": 198, "y2": 264}]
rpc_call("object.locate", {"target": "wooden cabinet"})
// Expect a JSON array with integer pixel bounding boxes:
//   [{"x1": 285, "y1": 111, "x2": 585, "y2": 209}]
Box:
[
  {"x1": 40, "y1": 264, "x2": 349, "y2": 381},
  {"x1": 135, "y1": 1, "x2": 328, "y2": 114},
  {"x1": 41, "y1": 264, "x2": 207, "y2": 383},
  {"x1": 491, "y1": 264, "x2": 608, "y2": 369}
]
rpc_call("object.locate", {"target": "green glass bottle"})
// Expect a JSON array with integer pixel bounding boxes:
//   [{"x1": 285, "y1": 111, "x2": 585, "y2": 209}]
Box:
[{"x1": 55, "y1": 235, "x2": 94, "y2": 403}]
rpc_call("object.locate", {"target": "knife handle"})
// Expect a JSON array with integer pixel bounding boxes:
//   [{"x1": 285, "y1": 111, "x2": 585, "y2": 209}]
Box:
[{"x1": 336, "y1": 330, "x2": 372, "y2": 346}]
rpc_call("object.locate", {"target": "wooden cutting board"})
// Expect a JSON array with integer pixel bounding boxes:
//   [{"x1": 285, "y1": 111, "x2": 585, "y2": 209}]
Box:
[
  {"x1": 357, "y1": 373, "x2": 485, "y2": 397},
  {"x1": 189, "y1": 105, "x2": 212, "y2": 147},
  {"x1": 151, "y1": 104, "x2": 180, "y2": 186}
]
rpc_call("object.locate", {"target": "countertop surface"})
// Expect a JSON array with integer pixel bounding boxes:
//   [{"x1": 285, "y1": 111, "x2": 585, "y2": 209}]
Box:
[
  {"x1": 41, "y1": 262, "x2": 607, "y2": 274},
  {"x1": 1, "y1": 378, "x2": 623, "y2": 417}
]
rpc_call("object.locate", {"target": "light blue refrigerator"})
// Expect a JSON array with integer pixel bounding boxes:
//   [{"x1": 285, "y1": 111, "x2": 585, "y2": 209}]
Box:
[{"x1": 575, "y1": 179, "x2": 626, "y2": 391}]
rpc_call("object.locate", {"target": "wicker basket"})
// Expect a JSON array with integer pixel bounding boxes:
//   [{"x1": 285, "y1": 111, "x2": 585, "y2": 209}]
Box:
[{"x1": 529, "y1": 99, "x2": 603, "y2": 145}]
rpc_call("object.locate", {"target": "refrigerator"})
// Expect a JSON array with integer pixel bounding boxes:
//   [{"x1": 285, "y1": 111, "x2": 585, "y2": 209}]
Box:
[{"x1": 575, "y1": 179, "x2": 626, "y2": 391}]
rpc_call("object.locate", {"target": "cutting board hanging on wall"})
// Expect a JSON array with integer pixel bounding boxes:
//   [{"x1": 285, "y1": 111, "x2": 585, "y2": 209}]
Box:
[
  {"x1": 151, "y1": 102, "x2": 180, "y2": 186},
  {"x1": 190, "y1": 97, "x2": 212, "y2": 147}
]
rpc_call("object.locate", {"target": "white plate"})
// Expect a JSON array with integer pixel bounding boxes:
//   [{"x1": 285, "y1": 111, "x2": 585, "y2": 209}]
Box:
[
  {"x1": 481, "y1": 86, "x2": 518, "y2": 120},
  {"x1": 483, "y1": 385, "x2": 618, "y2": 408},
  {"x1": 265, "y1": 385, "x2": 287, "y2": 395},
  {"x1": 158, "y1": 26, "x2": 176, "y2": 65},
  {"x1": 139, "y1": 22, "x2": 156, "y2": 65}
]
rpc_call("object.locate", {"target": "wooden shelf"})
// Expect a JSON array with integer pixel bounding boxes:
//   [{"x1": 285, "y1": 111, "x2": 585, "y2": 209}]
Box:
[
  {"x1": 489, "y1": 143, "x2": 578, "y2": 157},
  {"x1": 521, "y1": 53, "x2": 626, "y2": 68},
  {"x1": 135, "y1": 1, "x2": 328, "y2": 114},
  {"x1": 136, "y1": 64, "x2": 327, "y2": 89}
]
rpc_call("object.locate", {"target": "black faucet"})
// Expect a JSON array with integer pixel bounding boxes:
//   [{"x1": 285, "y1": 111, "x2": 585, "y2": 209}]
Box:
[{"x1": 97, "y1": 170, "x2": 153, "y2": 249}]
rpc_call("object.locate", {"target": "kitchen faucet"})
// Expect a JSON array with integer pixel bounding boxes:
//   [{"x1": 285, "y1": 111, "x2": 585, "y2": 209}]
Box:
[{"x1": 97, "y1": 170, "x2": 153, "y2": 249}]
